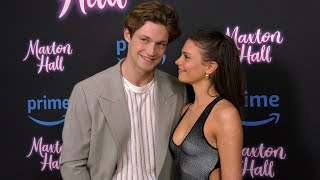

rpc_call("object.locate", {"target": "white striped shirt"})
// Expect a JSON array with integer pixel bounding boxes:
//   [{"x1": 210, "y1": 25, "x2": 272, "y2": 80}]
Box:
[{"x1": 112, "y1": 77, "x2": 156, "y2": 180}]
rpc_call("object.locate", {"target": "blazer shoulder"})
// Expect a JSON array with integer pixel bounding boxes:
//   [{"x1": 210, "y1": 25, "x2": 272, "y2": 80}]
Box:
[
  {"x1": 85, "y1": 63, "x2": 118, "y2": 83},
  {"x1": 75, "y1": 65, "x2": 119, "y2": 94},
  {"x1": 156, "y1": 69, "x2": 184, "y2": 88}
]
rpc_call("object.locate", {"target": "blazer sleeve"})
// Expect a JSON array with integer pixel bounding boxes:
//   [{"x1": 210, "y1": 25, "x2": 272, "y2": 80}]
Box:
[{"x1": 60, "y1": 83, "x2": 92, "y2": 180}]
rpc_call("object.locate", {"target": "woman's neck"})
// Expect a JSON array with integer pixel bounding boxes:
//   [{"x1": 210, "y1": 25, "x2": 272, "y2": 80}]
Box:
[{"x1": 192, "y1": 82, "x2": 219, "y2": 108}]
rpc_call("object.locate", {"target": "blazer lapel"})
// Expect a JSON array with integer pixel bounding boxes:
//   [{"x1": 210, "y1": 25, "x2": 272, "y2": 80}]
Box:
[
  {"x1": 154, "y1": 70, "x2": 177, "y2": 176},
  {"x1": 96, "y1": 64, "x2": 177, "y2": 175},
  {"x1": 98, "y1": 61, "x2": 131, "y2": 162}
]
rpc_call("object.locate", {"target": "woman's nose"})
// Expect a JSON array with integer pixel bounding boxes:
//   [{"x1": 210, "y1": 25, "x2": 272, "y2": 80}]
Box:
[{"x1": 175, "y1": 55, "x2": 182, "y2": 65}]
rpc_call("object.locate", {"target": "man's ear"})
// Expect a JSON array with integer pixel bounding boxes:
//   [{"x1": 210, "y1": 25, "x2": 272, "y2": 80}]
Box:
[
  {"x1": 124, "y1": 28, "x2": 131, "y2": 43},
  {"x1": 206, "y1": 61, "x2": 218, "y2": 75}
]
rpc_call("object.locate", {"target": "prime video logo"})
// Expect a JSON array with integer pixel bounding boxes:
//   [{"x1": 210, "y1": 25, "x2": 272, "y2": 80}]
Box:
[
  {"x1": 242, "y1": 91, "x2": 280, "y2": 126},
  {"x1": 116, "y1": 39, "x2": 166, "y2": 64},
  {"x1": 27, "y1": 95, "x2": 68, "y2": 126}
]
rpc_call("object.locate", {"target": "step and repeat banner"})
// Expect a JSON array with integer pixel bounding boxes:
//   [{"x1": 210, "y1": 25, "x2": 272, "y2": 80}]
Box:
[{"x1": 3, "y1": 0, "x2": 320, "y2": 179}]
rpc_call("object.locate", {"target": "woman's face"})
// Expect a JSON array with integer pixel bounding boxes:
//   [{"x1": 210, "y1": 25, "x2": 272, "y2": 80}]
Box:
[{"x1": 175, "y1": 39, "x2": 208, "y2": 84}]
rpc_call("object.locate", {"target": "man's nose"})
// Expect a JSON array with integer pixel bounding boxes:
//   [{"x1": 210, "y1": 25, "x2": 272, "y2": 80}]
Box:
[{"x1": 146, "y1": 44, "x2": 156, "y2": 56}]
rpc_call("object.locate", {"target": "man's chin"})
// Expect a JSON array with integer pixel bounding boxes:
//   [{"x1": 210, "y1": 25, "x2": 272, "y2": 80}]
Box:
[
  {"x1": 137, "y1": 63, "x2": 156, "y2": 73},
  {"x1": 140, "y1": 61, "x2": 161, "y2": 69}
]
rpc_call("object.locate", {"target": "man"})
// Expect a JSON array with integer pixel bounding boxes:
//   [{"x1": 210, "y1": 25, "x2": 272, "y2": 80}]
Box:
[{"x1": 60, "y1": 1, "x2": 187, "y2": 180}]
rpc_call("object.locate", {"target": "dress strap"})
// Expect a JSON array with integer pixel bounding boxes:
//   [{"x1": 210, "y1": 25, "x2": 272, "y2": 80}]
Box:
[
  {"x1": 180, "y1": 103, "x2": 192, "y2": 119},
  {"x1": 200, "y1": 96, "x2": 223, "y2": 121}
]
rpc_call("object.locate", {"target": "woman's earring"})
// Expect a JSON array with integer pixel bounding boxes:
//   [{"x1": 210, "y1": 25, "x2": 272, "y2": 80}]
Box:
[{"x1": 205, "y1": 74, "x2": 210, "y2": 79}]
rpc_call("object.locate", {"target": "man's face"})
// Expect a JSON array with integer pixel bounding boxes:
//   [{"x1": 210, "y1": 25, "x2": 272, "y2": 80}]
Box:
[{"x1": 124, "y1": 21, "x2": 169, "y2": 73}]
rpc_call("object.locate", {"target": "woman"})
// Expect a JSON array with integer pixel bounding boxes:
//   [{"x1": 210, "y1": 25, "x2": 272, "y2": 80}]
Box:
[{"x1": 170, "y1": 30, "x2": 245, "y2": 180}]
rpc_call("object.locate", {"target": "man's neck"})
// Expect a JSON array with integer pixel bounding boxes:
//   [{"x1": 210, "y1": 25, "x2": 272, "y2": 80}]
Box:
[{"x1": 120, "y1": 58, "x2": 155, "y2": 87}]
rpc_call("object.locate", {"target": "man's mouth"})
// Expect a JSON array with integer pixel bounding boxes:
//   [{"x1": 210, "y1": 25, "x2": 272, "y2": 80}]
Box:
[{"x1": 140, "y1": 54, "x2": 156, "y2": 62}]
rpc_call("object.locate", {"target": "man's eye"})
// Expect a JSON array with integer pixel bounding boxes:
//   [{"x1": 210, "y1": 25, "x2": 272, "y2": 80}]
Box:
[{"x1": 157, "y1": 43, "x2": 166, "y2": 49}]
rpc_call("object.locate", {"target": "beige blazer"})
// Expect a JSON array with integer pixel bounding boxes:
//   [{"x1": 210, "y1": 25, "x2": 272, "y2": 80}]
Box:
[{"x1": 60, "y1": 61, "x2": 187, "y2": 180}]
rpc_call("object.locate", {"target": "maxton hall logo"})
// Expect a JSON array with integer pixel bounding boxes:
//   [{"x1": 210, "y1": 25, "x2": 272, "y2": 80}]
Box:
[
  {"x1": 26, "y1": 137, "x2": 62, "y2": 171},
  {"x1": 22, "y1": 39, "x2": 73, "y2": 74},
  {"x1": 242, "y1": 143, "x2": 287, "y2": 178},
  {"x1": 27, "y1": 95, "x2": 68, "y2": 126},
  {"x1": 226, "y1": 26, "x2": 284, "y2": 64},
  {"x1": 58, "y1": 0, "x2": 128, "y2": 19}
]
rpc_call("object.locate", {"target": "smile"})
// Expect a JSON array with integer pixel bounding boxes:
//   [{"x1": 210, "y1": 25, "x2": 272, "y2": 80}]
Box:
[
  {"x1": 178, "y1": 68, "x2": 185, "y2": 73},
  {"x1": 140, "y1": 54, "x2": 156, "y2": 62}
]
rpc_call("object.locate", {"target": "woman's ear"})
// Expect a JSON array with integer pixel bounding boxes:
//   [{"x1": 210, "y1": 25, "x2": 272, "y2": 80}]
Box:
[{"x1": 206, "y1": 61, "x2": 218, "y2": 75}]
